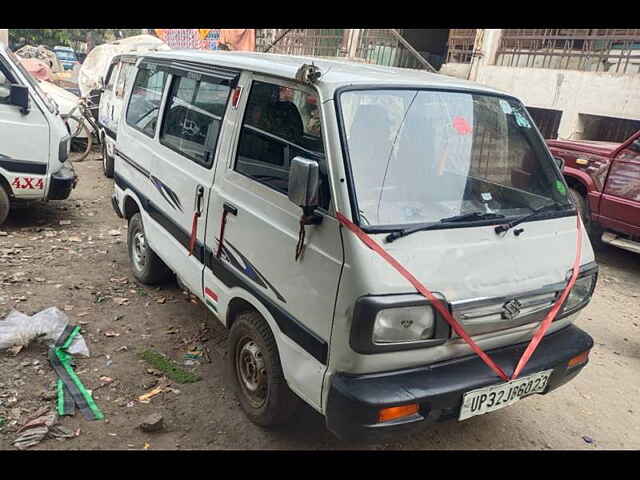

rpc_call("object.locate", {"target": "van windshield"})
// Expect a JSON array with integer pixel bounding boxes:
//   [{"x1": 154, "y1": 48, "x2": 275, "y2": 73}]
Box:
[{"x1": 338, "y1": 89, "x2": 572, "y2": 228}]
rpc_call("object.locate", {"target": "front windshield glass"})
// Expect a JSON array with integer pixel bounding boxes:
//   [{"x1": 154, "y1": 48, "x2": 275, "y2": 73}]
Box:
[
  {"x1": 5, "y1": 46, "x2": 57, "y2": 114},
  {"x1": 339, "y1": 89, "x2": 571, "y2": 228}
]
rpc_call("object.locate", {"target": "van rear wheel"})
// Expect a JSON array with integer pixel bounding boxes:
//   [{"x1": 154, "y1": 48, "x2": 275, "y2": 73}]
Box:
[
  {"x1": 229, "y1": 310, "x2": 301, "y2": 427},
  {"x1": 0, "y1": 186, "x2": 9, "y2": 226},
  {"x1": 127, "y1": 213, "x2": 172, "y2": 284}
]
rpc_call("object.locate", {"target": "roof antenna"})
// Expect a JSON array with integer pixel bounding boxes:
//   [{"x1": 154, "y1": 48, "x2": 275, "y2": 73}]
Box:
[{"x1": 295, "y1": 63, "x2": 322, "y2": 85}]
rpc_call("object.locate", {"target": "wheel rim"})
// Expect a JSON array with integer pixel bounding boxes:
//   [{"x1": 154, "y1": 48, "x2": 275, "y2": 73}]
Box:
[
  {"x1": 131, "y1": 230, "x2": 147, "y2": 271},
  {"x1": 236, "y1": 337, "x2": 268, "y2": 408}
]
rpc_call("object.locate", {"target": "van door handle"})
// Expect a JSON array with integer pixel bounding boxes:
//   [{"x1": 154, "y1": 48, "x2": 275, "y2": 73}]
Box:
[
  {"x1": 194, "y1": 185, "x2": 205, "y2": 215},
  {"x1": 223, "y1": 202, "x2": 238, "y2": 216}
]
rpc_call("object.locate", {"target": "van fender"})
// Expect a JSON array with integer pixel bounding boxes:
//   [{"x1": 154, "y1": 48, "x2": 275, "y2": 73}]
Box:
[{"x1": 220, "y1": 286, "x2": 324, "y2": 412}]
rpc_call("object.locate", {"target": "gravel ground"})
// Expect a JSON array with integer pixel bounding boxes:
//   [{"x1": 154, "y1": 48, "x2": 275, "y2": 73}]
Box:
[{"x1": 0, "y1": 155, "x2": 638, "y2": 450}]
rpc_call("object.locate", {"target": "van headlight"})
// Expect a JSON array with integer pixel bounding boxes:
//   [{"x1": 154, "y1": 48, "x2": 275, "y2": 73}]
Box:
[
  {"x1": 351, "y1": 295, "x2": 450, "y2": 354},
  {"x1": 373, "y1": 306, "x2": 434, "y2": 344},
  {"x1": 559, "y1": 265, "x2": 598, "y2": 318}
]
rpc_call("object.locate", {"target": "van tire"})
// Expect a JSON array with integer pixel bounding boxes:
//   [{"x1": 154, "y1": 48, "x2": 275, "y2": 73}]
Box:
[
  {"x1": 229, "y1": 310, "x2": 301, "y2": 427},
  {"x1": 102, "y1": 141, "x2": 114, "y2": 179},
  {"x1": 0, "y1": 186, "x2": 9, "y2": 226},
  {"x1": 127, "y1": 213, "x2": 172, "y2": 284}
]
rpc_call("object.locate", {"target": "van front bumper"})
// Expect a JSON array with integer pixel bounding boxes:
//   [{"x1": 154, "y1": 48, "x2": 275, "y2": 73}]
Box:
[
  {"x1": 47, "y1": 164, "x2": 77, "y2": 200},
  {"x1": 325, "y1": 324, "x2": 593, "y2": 441}
]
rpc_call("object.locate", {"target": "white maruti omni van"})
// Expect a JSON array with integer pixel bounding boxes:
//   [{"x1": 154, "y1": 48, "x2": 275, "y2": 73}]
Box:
[
  {"x1": 111, "y1": 50, "x2": 596, "y2": 440},
  {"x1": 0, "y1": 43, "x2": 76, "y2": 225}
]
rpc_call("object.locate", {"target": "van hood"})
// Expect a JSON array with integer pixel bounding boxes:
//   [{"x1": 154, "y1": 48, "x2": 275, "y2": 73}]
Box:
[{"x1": 356, "y1": 214, "x2": 592, "y2": 303}]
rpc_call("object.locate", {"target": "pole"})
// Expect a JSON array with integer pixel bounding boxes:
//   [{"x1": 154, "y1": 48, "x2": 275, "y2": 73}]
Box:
[{"x1": 389, "y1": 29, "x2": 436, "y2": 73}]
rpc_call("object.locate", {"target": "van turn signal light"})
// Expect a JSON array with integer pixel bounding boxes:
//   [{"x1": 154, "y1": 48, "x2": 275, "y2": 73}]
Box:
[
  {"x1": 378, "y1": 403, "x2": 419, "y2": 423},
  {"x1": 568, "y1": 350, "x2": 590, "y2": 368}
]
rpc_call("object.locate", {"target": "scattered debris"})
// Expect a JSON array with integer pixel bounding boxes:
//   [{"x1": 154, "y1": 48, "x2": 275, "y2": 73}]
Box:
[
  {"x1": 140, "y1": 349, "x2": 201, "y2": 384},
  {"x1": 582, "y1": 435, "x2": 594, "y2": 444},
  {"x1": 139, "y1": 413, "x2": 164, "y2": 432},
  {"x1": 108, "y1": 230, "x2": 121, "y2": 236},
  {"x1": 12, "y1": 407, "x2": 60, "y2": 450},
  {"x1": 104, "y1": 330, "x2": 120, "y2": 337},
  {"x1": 138, "y1": 378, "x2": 171, "y2": 404},
  {"x1": 0, "y1": 307, "x2": 89, "y2": 356}
]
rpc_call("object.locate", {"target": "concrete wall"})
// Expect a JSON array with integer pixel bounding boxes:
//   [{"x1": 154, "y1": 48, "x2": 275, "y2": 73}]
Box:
[
  {"x1": 441, "y1": 28, "x2": 640, "y2": 140},
  {"x1": 474, "y1": 66, "x2": 640, "y2": 139}
]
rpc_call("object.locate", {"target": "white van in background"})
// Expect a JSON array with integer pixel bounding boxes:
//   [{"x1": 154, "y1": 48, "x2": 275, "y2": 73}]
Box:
[
  {"x1": 98, "y1": 54, "x2": 137, "y2": 178},
  {"x1": 0, "y1": 43, "x2": 75, "y2": 226},
  {"x1": 111, "y1": 51, "x2": 596, "y2": 440}
]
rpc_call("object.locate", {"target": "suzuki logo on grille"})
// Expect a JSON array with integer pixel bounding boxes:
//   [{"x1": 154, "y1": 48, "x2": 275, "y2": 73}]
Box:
[{"x1": 501, "y1": 299, "x2": 523, "y2": 320}]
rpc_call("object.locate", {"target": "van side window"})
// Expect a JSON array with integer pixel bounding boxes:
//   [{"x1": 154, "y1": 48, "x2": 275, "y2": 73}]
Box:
[
  {"x1": 105, "y1": 62, "x2": 120, "y2": 92},
  {"x1": 115, "y1": 63, "x2": 133, "y2": 98},
  {"x1": 126, "y1": 66, "x2": 167, "y2": 138},
  {"x1": 234, "y1": 80, "x2": 330, "y2": 209},
  {"x1": 159, "y1": 75, "x2": 230, "y2": 167}
]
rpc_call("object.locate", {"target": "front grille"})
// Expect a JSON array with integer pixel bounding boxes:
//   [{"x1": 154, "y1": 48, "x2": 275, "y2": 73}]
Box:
[{"x1": 450, "y1": 281, "x2": 566, "y2": 337}]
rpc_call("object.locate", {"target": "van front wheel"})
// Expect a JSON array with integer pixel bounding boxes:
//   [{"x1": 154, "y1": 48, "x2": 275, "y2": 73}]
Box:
[
  {"x1": 127, "y1": 213, "x2": 171, "y2": 284},
  {"x1": 229, "y1": 311, "x2": 301, "y2": 427}
]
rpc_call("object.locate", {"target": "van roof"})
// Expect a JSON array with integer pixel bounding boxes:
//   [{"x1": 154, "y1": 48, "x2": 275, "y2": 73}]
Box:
[{"x1": 142, "y1": 50, "x2": 512, "y2": 99}]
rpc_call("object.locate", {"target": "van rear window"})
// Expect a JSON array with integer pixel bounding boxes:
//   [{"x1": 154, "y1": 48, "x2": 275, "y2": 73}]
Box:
[
  {"x1": 159, "y1": 75, "x2": 230, "y2": 167},
  {"x1": 126, "y1": 66, "x2": 168, "y2": 138}
]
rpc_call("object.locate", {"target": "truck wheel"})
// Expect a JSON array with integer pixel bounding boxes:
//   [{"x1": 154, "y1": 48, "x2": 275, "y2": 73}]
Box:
[
  {"x1": 229, "y1": 310, "x2": 301, "y2": 427},
  {"x1": 0, "y1": 186, "x2": 9, "y2": 226},
  {"x1": 568, "y1": 187, "x2": 604, "y2": 249},
  {"x1": 127, "y1": 213, "x2": 172, "y2": 284},
  {"x1": 102, "y1": 141, "x2": 114, "y2": 179}
]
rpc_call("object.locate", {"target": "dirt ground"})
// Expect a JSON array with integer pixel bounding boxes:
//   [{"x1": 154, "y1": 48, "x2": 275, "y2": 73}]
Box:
[{"x1": 0, "y1": 154, "x2": 639, "y2": 451}]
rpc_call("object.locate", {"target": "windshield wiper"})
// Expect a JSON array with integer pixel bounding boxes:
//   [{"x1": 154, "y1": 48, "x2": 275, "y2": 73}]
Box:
[
  {"x1": 494, "y1": 202, "x2": 570, "y2": 234},
  {"x1": 385, "y1": 211, "x2": 505, "y2": 243}
]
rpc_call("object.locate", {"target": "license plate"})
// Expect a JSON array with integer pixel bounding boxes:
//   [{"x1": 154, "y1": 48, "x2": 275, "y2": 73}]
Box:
[{"x1": 459, "y1": 369, "x2": 552, "y2": 421}]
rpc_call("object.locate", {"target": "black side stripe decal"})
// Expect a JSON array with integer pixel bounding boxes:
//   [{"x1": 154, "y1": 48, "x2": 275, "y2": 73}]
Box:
[
  {"x1": 115, "y1": 149, "x2": 150, "y2": 177},
  {"x1": 0, "y1": 155, "x2": 47, "y2": 175},
  {"x1": 116, "y1": 150, "x2": 183, "y2": 213},
  {"x1": 103, "y1": 127, "x2": 117, "y2": 140},
  {"x1": 113, "y1": 172, "x2": 328, "y2": 364}
]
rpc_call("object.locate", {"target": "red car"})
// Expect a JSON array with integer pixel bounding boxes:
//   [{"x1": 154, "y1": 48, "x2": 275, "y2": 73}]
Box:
[{"x1": 547, "y1": 130, "x2": 640, "y2": 254}]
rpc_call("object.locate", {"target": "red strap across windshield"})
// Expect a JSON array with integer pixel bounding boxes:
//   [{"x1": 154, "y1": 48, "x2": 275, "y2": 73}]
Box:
[{"x1": 335, "y1": 211, "x2": 583, "y2": 382}]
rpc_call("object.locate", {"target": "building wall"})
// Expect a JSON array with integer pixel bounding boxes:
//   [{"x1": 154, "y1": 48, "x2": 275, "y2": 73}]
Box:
[
  {"x1": 474, "y1": 66, "x2": 640, "y2": 139},
  {"x1": 441, "y1": 29, "x2": 640, "y2": 140}
]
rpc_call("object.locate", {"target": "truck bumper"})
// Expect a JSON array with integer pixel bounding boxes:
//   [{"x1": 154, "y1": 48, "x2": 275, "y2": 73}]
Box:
[
  {"x1": 325, "y1": 324, "x2": 593, "y2": 441},
  {"x1": 47, "y1": 163, "x2": 77, "y2": 200}
]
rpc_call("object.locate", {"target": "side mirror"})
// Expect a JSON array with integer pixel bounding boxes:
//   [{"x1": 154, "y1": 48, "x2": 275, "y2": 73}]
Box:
[
  {"x1": 629, "y1": 139, "x2": 640, "y2": 154},
  {"x1": 288, "y1": 156, "x2": 320, "y2": 216},
  {"x1": 553, "y1": 156, "x2": 565, "y2": 171},
  {"x1": 10, "y1": 84, "x2": 29, "y2": 114}
]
